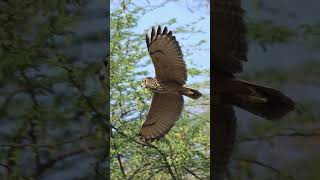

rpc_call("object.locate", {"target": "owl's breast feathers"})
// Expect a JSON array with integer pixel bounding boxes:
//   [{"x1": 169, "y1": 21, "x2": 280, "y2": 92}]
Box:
[
  {"x1": 146, "y1": 78, "x2": 182, "y2": 94},
  {"x1": 145, "y1": 78, "x2": 161, "y2": 91}
]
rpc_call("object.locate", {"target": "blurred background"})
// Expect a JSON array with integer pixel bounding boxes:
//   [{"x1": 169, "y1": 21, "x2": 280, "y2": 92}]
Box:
[
  {"x1": 232, "y1": 1, "x2": 320, "y2": 180},
  {"x1": 0, "y1": 0, "x2": 108, "y2": 179}
]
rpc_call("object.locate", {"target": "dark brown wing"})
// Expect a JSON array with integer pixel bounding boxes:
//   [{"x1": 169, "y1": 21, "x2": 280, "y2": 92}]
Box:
[
  {"x1": 212, "y1": 1, "x2": 294, "y2": 179},
  {"x1": 140, "y1": 93, "x2": 184, "y2": 141},
  {"x1": 212, "y1": 96, "x2": 236, "y2": 180},
  {"x1": 146, "y1": 26, "x2": 187, "y2": 85},
  {"x1": 213, "y1": 71, "x2": 295, "y2": 120},
  {"x1": 212, "y1": 2, "x2": 245, "y2": 176},
  {"x1": 230, "y1": 79, "x2": 295, "y2": 120},
  {"x1": 213, "y1": 0, "x2": 247, "y2": 74}
]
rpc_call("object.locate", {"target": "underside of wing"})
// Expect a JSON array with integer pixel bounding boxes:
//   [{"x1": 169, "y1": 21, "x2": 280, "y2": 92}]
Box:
[
  {"x1": 212, "y1": 98, "x2": 236, "y2": 180},
  {"x1": 146, "y1": 26, "x2": 187, "y2": 85},
  {"x1": 213, "y1": 0, "x2": 248, "y2": 74},
  {"x1": 140, "y1": 93, "x2": 184, "y2": 141}
]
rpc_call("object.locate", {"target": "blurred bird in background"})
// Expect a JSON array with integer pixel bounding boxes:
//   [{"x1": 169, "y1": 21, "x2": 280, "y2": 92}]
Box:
[{"x1": 212, "y1": 0, "x2": 295, "y2": 179}]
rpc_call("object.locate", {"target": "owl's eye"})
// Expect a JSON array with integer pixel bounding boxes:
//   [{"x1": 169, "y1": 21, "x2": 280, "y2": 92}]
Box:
[{"x1": 141, "y1": 79, "x2": 146, "y2": 88}]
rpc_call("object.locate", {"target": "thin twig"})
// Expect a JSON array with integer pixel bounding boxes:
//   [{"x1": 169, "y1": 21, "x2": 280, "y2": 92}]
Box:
[
  {"x1": 233, "y1": 158, "x2": 296, "y2": 180},
  {"x1": 239, "y1": 130, "x2": 320, "y2": 143},
  {"x1": 0, "y1": 134, "x2": 92, "y2": 149}
]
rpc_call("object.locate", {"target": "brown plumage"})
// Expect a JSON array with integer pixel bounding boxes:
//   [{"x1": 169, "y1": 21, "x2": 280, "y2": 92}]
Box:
[
  {"x1": 213, "y1": 0, "x2": 295, "y2": 179},
  {"x1": 140, "y1": 26, "x2": 202, "y2": 141},
  {"x1": 213, "y1": 71, "x2": 294, "y2": 120},
  {"x1": 212, "y1": 97, "x2": 236, "y2": 180},
  {"x1": 213, "y1": 0, "x2": 247, "y2": 75}
]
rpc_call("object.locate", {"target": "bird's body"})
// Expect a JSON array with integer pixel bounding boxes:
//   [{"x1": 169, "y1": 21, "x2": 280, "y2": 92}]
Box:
[
  {"x1": 141, "y1": 77, "x2": 202, "y2": 99},
  {"x1": 139, "y1": 26, "x2": 202, "y2": 141}
]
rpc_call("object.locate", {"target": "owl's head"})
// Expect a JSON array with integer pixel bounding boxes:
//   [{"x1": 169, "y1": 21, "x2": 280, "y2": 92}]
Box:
[{"x1": 141, "y1": 77, "x2": 155, "y2": 89}]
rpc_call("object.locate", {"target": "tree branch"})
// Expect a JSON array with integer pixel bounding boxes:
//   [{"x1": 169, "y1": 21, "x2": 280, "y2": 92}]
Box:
[
  {"x1": 239, "y1": 129, "x2": 320, "y2": 143},
  {"x1": 233, "y1": 158, "x2": 296, "y2": 180},
  {"x1": 182, "y1": 166, "x2": 202, "y2": 180},
  {"x1": 35, "y1": 144, "x2": 103, "y2": 177},
  {"x1": 127, "y1": 162, "x2": 151, "y2": 180},
  {"x1": 0, "y1": 134, "x2": 93, "y2": 149},
  {"x1": 111, "y1": 131, "x2": 126, "y2": 177},
  {"x1": 111, "y1": 125, "x2": 177, "y2": 180}
]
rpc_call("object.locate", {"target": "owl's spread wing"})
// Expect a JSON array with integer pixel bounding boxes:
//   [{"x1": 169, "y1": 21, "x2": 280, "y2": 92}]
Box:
[
  {"x1": 213, "y1": 71, "x2": 295, "y2": 120},
  {"x1": 213, "y1": 0, "x2": 247, "y2": 74},
  {"x1": 212, "y1": 97, "x2": 236, "y2": 180},
  {"x1": 140, "y1": 93, "x2": 184, "y2": 141},
  {"x1": 229, "y1": 78, "x2": 295, "y2": 120},
  {"x1": 146, "y1": 26, "x2": 187, "y2": 85}
]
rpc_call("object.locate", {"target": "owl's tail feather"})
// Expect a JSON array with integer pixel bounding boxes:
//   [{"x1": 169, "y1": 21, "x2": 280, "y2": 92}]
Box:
[{"x1": 183, "y1": 87, "x2": 202, "y2": 99}]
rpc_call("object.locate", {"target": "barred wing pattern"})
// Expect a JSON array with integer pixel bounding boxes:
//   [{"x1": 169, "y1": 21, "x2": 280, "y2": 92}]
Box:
[
  {"x1": 146, "y1": 26, "x2": 187, "y2": 85},
  {"x1": 140, "y1": 93, "x2": 184, "y2": 141}
]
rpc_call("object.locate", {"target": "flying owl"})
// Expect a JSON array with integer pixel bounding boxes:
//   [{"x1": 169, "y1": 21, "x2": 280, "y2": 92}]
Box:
[
  {"x1": 139, "y1": 26, "x2": 202, "y2": 141},
  {"x1": 213, "y1": 0, "x2": 295, "y2": 179}
]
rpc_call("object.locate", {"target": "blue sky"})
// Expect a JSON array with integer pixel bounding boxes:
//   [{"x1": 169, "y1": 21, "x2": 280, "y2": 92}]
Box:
[
  {"x1": 134, "y1": 1, "x2": 210, "y2": 83},
  {"x1": 112, "y1": 0, "x2": 210, "y2": 84}
]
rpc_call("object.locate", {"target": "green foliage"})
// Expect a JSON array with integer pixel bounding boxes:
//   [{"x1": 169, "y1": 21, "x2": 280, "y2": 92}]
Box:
[
  {"x1": 230, "y1": 16, "x2": 320, "y2": 180},
  {"x1": 110, "y1": 0, "x2": 210, "y2": 179},
  {"x1": 242, "y1": 61, "x2": 320, "y2": 88},
  {"x1": 247, "y1": 19, "x2": 320, "y2": 50},
  {"x1": 247, "y1": 20, "x2": 297, "y2": 45}
]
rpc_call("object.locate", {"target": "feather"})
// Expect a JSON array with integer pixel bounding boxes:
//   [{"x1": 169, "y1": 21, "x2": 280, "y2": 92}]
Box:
[
  {"x1": 146, "y1": 26, "x2": 187, "y2": 85},
  {"x1": 162, "y1": 26, "x2": 168, "y2": 34},
  {"x1": 151, "y1": 27, "x2": 155, "y2": 40},
  {"x1": 157, "y1": 26, "x2": 161, "y2": 36},
  {"x1": 146, "y1": 33, "x2": 150, "y2": 47}
]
